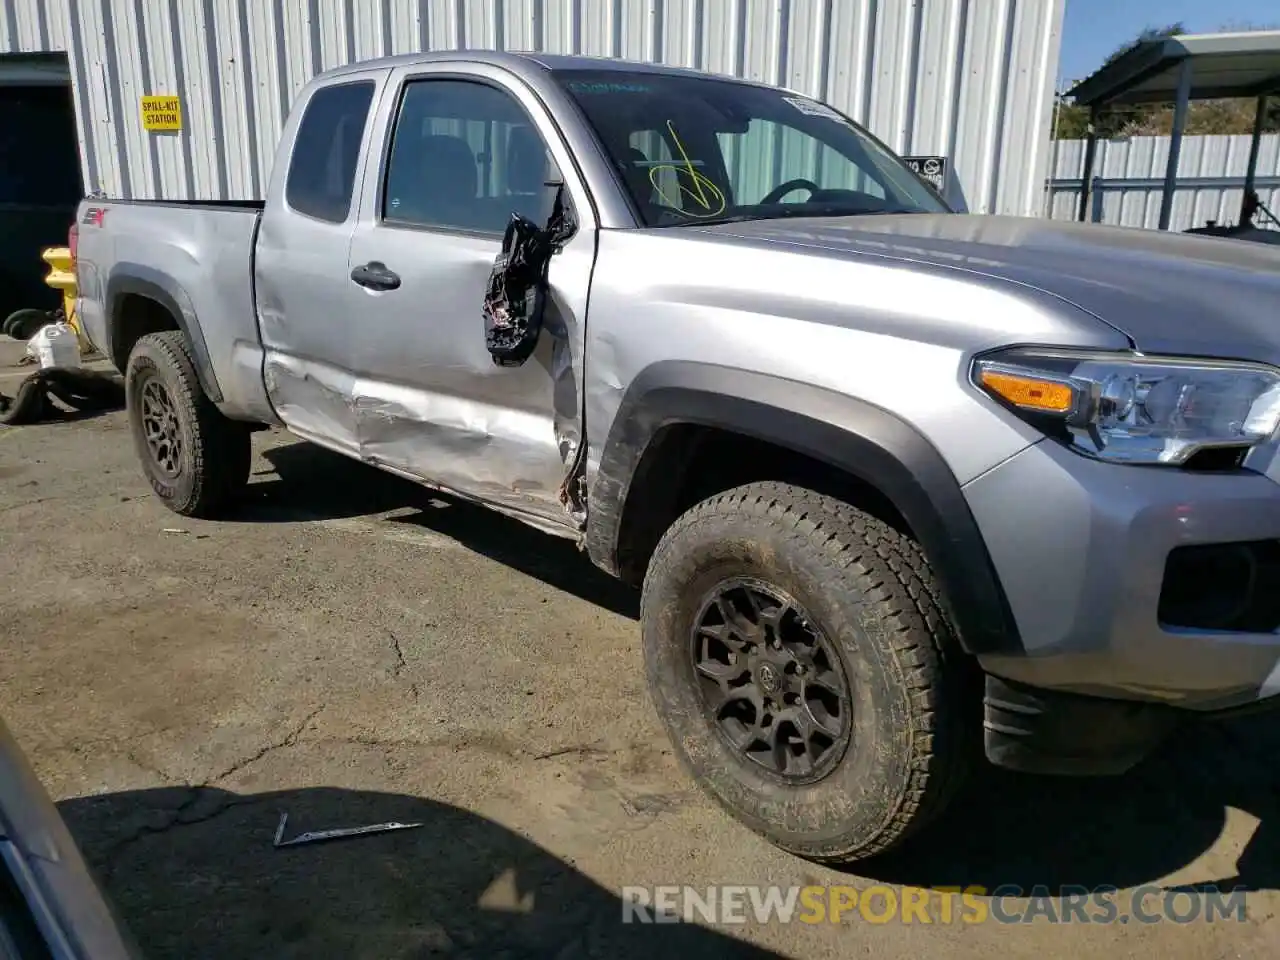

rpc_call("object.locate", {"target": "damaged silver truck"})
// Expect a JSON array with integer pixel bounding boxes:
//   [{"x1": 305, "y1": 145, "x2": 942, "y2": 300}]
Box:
[{"x1": 75, "y1": 52, "x2": 1280, "y2": 865}]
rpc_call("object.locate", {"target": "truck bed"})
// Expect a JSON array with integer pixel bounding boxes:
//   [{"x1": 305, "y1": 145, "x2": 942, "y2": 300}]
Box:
[
  {"x1": 81, "y1": 198, "x2": 265, "y2": 211},
  {"x1": 74, "y1": 198, "x2": 276, "y2": 424}
]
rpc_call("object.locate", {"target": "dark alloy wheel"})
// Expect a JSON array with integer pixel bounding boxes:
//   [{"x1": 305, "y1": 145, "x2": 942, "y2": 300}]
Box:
[
  {"x1": 139, "y1": 376, "x2": 184, "y2": 479},
  {"x1": 642, "y1": 481, "x2": 974, "y2": 864},
  {"x1": 125, "y1": 330, "x2": 250, "y2": 517},
  {"x1": 690, "y1": 578, "x2": 851, "y2": 783}
]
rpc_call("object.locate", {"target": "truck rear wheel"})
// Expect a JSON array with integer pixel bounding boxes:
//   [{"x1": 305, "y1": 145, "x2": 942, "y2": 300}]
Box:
[
  {"x1": 641, "y1": 481, "x2": 971, "y2": 864},
  {"x1": 125, "y1": 331, "x2": 250, "y2": 518}
]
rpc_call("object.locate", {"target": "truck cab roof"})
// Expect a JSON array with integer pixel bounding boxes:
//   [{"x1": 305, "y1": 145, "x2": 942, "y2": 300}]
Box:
[{"x1": 312, "y1": 49, "x2": 773, "y2": 87}]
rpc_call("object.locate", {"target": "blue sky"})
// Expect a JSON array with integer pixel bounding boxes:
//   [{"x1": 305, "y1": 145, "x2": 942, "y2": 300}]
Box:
[{"x1": 1059, "y1": 0, "x2": 1277, "y2": 85}]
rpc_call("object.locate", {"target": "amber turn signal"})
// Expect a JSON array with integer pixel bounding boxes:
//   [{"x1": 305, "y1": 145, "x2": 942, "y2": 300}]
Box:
[{"x1": 978, "y1": 369, "x2": 1075, "y2": 414}]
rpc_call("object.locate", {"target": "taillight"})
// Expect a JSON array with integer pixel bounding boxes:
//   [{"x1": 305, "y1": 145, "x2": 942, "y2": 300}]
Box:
[{"x1": 68, "y1": 221, "x2": 78, "y2": 261}]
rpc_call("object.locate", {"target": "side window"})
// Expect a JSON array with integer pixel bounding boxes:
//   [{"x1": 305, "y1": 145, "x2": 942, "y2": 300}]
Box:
[
  {"x1": 382, "y1": 80, "x2": 555, "y2": 233},
  {"x1": 717, "y1": 120, "x2": 887, "y2": 203},
  {"x1": 285, "y1": 81, "x2": 376, "y2": 223}
]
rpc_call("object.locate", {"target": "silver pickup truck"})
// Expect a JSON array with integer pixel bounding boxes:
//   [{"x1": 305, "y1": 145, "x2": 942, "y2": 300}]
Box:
[{"x1": 75, "y1": 52, "x2": 1280, "y2": 865}]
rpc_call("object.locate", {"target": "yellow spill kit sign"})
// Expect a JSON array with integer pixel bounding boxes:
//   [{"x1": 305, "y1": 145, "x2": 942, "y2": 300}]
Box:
[{"x1": 140, "y1": 95, "x2": 182, "y2": 131}]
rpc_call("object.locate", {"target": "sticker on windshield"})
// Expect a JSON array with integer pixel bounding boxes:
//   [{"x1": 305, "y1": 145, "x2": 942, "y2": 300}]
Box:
[
  {"x1": 566, "y1": 80, "x2": 651, "y2": 95},
  {"x1": 782, "y1": 95, "x2": 847, "y2": 123}
]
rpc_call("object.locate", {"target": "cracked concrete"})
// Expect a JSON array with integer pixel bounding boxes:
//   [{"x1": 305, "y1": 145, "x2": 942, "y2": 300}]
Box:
[
  {"x1": 98, "y1": 787, "x2": 257, "y2": 879},
  {"x1": 206, "y1": 706, "x2": 326, "y2": 784},
  {"x1": 534, "y1": 742, "x2": 614, "y2": 761},
  {"x1": 387, "y1": 630, "x2": 407, "y2": 677},
  {"x1": 2, "y1": 349, "x2": 1279, "y2": 960}
]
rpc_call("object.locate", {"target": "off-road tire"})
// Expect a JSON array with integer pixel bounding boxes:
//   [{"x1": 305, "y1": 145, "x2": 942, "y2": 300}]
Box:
[
  {"x1": 125, "y1": 331, "x2": 250, "y2": 517},
  {"x1": 641, "y1": 481, "x2": 972, "y2": 864}
]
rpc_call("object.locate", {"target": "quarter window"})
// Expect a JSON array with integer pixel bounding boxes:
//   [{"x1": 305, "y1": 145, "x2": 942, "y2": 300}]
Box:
[
  {"x1": 285, "y1": 81, "x2": 375, "y2": 223},
  {"x1": 382, "y1": 80, "x2": 555, "y2": 233}
]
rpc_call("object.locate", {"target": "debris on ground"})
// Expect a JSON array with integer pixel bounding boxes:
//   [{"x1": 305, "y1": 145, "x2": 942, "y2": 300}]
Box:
[{"x1": 271, "y1": 812, "x2": 425, "y2": 848}]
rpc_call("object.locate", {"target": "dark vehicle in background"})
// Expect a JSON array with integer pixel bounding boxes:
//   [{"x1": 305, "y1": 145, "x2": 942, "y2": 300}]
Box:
[{"x1": 0, "y1": 76, "x2": 82, "y2": 325}]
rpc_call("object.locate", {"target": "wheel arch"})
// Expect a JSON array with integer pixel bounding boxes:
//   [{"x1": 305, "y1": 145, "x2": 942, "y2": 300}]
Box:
[
  {"x1": 584, "y1": 360, "x2": 1022, "y2": 656},
  {"x1": 106, "y1": 265, "x2": 223, "y2": 402}
]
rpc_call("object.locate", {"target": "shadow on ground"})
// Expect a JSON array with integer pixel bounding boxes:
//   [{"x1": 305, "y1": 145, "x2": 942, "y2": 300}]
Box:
[
  {"x1": 237, "y1": 440, "x2": 638, "y2": 618},
  {"x1": 860, "y1": 715, "x2": 1280, "y2": 895},
  {"x1": 232, "y1": 439, "x2": 1280, "y2": 899},
  {"x1": 61, "y1": 786, "x2": 781, "y2": 960}
]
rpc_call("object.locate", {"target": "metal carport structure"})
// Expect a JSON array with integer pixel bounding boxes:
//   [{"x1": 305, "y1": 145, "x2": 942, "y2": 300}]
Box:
[{"x1": 1065, "y1": 30, "x2": 1280, "y2": 231}]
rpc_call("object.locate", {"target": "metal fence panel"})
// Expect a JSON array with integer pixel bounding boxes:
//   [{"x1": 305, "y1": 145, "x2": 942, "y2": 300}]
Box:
[
  {"x1": 4, "y1": 0, "x2": 1064, "y2": 214},
  {"x1": 1047, "y1": 133, "x2": 1280, "y2": 232}
]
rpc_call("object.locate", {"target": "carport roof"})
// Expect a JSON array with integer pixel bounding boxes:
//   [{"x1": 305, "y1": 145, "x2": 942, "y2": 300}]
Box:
[{"x1": 1066, "y1": 30, "x2": 1280, "y2": 107}]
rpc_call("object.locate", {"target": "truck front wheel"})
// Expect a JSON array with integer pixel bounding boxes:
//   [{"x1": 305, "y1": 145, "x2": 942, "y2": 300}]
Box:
[
  {"x1": 125, "y1": 331, "x2": 250, "y2": 518},
  {"x1": 641, "y1": 481, "x2": 972, "y2": 864}
]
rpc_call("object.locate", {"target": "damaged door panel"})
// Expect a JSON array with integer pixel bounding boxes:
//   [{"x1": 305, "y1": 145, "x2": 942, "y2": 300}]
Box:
[
  {"x1": 483, "y1": 187, "x2": 578, "y2": 368},
  {"x1": 483, "y1": 187, "x2": 588, "y2": 525},
  {"x1": 262, "y1": 353, "x2": 362, "y2": 452},
  {"x1": 254, "y1": 76, "x2": 381, "y2": 456},
  {"x1": 343, "y1": 69, "x2": 594, "y2": 531}
]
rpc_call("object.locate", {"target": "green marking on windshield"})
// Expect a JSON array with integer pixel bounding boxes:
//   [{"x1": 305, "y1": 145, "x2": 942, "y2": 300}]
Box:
[{"x1": 566, "y1": 81, "x2": 651, "y2": 94}]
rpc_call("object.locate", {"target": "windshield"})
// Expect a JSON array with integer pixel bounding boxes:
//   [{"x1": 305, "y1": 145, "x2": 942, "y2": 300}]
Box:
[{"x1": 554, "y1": 69, "x2": 949, "y2": 227}]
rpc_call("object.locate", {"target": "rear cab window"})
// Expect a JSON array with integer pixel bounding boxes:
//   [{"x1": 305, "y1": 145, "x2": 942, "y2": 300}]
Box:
[{"x1": 285, "y1": 81, "x2": 376, "y2": 223}]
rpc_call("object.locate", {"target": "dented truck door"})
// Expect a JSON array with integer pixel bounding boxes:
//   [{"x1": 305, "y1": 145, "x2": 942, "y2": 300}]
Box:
[
  {"x1": 255, "y1": 72, "x2": 384, "y2": 453},
  {"x1": 343, "y1": 63, "x2": 596, "y2": 533}
]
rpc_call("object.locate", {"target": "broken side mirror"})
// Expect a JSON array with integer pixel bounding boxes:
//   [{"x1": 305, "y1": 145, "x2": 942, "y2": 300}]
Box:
[{"x1": 482, "y1": 176, "x2": 578, "y2": 368}]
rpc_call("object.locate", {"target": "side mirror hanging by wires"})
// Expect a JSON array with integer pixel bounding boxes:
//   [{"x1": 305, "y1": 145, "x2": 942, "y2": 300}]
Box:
[{"x1": 481, "y1": 182, "x2": 577, "y2": 368}]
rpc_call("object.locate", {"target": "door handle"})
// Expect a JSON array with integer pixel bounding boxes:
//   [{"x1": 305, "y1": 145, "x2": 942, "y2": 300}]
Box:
[{"x1": 350, "y1": 261, "x2": 401, "y2": 291}]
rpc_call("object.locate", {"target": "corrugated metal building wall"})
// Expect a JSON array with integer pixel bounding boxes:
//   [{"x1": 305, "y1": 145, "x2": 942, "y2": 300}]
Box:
[
  {"x1": 2, "y1": 0, "x2": 1064, "y2": 216},
  {"x1": 1046, "y1": 134, "x2": 1280, "y2": 232}
]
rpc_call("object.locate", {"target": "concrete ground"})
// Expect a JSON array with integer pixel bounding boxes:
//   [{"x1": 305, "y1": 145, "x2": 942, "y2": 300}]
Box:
[{"x1": 1, "y1": 337, "x2": 1278, "y2": 959}]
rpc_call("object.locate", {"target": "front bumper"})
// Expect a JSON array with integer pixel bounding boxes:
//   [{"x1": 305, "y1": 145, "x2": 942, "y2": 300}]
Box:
[{"x1": 965, "y1": 437, "x2": 1280, "y2": 712}]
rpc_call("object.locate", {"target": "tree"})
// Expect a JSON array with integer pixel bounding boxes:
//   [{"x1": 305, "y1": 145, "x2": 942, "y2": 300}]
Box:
[
  {"x1": 1103, "y1": 23, "x2": 1187, "y2": 68},
  {"x1": 1053, "y1": 96, "x2": 1090, "y2": 139},
  {"x1": 1052, "y1": 22, "x2": 1279, "y2": 139}
]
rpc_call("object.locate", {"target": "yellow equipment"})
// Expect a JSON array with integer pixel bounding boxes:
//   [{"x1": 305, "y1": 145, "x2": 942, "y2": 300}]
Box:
[{"x1": 41, "y1": 246, "x2": 91, "y2": 353}]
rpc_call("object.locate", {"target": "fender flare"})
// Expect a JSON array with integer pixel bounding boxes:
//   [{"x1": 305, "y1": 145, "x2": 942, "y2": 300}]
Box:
[
  {"x1": 105, "y1": 265, "x2": 223, "y2": 402},
  {"x1": 584, "y1": 360, "x2": 1021, "y2": 656}
]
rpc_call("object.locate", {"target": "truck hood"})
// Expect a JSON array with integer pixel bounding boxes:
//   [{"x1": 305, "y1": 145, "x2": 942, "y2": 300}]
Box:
[{"x1": 698, "y1": 214, "x2": 1280, "y2": 364}]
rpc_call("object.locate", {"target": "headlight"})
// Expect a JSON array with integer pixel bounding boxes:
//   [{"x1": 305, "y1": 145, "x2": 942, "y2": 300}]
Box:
[{"x1": 971, "y1": 347, "x2": 1280, "y2": 465}]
